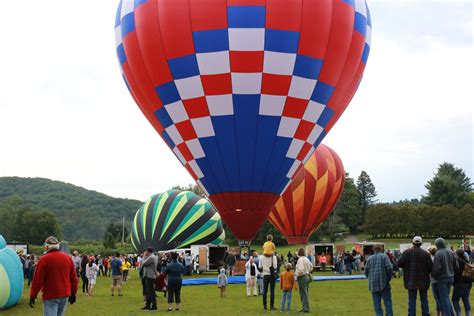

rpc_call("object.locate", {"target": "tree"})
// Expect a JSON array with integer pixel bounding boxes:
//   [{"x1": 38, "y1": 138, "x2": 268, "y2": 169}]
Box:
[
  {"x1": 423, "y1": 162, "x2": 473, "y2": 208},
  {"x1": 357, "y1": 171, "x2": 378, "y2": 222},
  {"x1": 334, "y1": 173, "x2": 363, "y2": 234},
  {"x1": 103, "y1": 222, "x2": 129, "y2": 246},
  {"x1": 172, "y1": 184, "x2": 204, "y2": 196},
  {"x1": 103, "y1": 232, "x2": 116, "y2": 249}
]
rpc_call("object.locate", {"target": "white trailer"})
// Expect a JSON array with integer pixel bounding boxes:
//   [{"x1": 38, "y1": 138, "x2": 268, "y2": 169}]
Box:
[
  {"x1": 306, "y1": 243, "x2": 335, "y2": 270},
  {"x1": 190, "y1": 244, "x2": 228, "y2": 273}
]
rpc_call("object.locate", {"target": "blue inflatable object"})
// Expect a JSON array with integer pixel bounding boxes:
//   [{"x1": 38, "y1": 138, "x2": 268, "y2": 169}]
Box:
[
  {"x1": 0, "y1": 235, "x2": 24, "y2": 309},
  {"x1": 182, "y1": 274, "x2": 366, "y2": 286}
]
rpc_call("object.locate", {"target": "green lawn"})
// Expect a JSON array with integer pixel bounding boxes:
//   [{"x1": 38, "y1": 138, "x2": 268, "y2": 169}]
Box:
[{"x1": 3, "y1": 270, "x2": 473, "y2": 315}]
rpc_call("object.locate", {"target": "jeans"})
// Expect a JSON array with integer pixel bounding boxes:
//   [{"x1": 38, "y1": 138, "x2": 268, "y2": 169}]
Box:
[
  {"x1": 168, "y1": 279, "x2": 182, "y2": 304},
  {"x1": 408, "y1": 289, "x2": 429, "y2": 316},
  {"x1": 452, "y1": 282, "x2": 472, "y2": 315},
  {"x1": 281, "y1": 290, "x2": 292, "y2": 311},
  {"x1": 262, "y1": 275, "x2": 276, "y2": 309},
  {"x1": 43, "y1": 297, "x2": 68, "y2": 316},
  {"x1": 432, "y1": 283, "x2": 442, "y2": 313},
  {"x1": 371, "y1": 288, "x2": 393, "y2": 316},
  {"x1": 297, "y1": 274, "x2": 311, "y2": 312},
  {"x1": 437, "y1": 277, "x2": 455, "y2": 316},
  {"x1": 81, "y1": 274, "x2": 88, "y2": 293},
  {"x1": 145, "y1": 277, "x2": 157, "y2": 308}
]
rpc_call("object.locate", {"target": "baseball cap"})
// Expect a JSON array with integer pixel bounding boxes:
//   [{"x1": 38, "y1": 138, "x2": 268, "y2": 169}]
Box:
[{"x1": 412, "y1": 236, "x2": 422, "y2": 244}]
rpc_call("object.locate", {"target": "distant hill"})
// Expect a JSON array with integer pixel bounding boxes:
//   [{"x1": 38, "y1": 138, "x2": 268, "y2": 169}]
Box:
[{"x1": 0, "y1": 177, "x2": 143, "y2": 241}]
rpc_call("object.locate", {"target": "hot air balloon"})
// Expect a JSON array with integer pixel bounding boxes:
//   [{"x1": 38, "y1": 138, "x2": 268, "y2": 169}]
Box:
[
  {"x1": 115, "y1": 0, "x2": 371, "y2": 242},
  {"x1": 269, "y1": 144, "x2": 344, "y2": 244},
  {"x1": 0, "y1": 235, "x2": 23, "y2": 309},
  {"x1": 131, "y1": 190, "x2": 225, "y2": 252}
]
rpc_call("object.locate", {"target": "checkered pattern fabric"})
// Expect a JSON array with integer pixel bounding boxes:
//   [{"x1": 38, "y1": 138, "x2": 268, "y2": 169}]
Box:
[{"x1": 115, "y1": 0, "x2": 371, "y2": 198}]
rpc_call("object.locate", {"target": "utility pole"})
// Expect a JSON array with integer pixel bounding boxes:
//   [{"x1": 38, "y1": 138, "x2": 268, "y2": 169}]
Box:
[{"x1": 122, "y1": 216, "x2": 125, "y2": 247}]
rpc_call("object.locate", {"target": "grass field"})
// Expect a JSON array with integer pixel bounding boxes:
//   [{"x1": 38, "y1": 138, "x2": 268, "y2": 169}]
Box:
[{"x1": 3, "y1": 270, "x2": 473, "y2": 315}]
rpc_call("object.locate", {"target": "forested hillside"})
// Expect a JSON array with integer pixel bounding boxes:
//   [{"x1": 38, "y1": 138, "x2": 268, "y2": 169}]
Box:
[{"x1": 0, "y1": 177, "x2": 142, "y2": 241}]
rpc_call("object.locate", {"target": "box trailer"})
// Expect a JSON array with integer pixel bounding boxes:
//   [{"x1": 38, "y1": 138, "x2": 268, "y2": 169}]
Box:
[
  {"x1": 191, "y1": 244, "x2": 228, "y2": 273},
  {"x1": 306, "y1": 243, "x2": 335, "y2": 270},
  {"x1": 353, "y1": 242, "x2": 385, "y2": 256}
]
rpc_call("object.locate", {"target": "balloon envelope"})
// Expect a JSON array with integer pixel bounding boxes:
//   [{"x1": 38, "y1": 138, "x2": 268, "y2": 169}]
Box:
[
  {"x1": 269, "y1": 144, "x2": 345, "y2": 244},
  {"x1": 0, "y1": 235, "x2": 23, "y2": 309},
  {"x1": 131, "y1": 190, "x2": 225, "y2": 252},
  {"x1": 115, "y1": 0, "x2": 371, "y2": 241}
]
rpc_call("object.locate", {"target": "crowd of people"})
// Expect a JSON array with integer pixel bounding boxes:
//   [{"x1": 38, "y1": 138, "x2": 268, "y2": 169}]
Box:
[
  {"x1": 365, "y1": 236, "x2": 473, "y2": 316},
  {"x1": 15, "y1": 234, "x2": 473, "y2": 315}
]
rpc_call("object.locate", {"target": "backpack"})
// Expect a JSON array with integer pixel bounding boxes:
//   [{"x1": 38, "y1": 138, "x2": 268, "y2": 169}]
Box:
[{"x1": 462, "y1": 262, "x2": 474, "y2": 282}]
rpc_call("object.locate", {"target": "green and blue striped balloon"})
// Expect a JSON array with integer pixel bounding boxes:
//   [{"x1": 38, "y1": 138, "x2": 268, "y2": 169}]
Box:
[{"x1": 131, "y1": 190, "x2": 225, "y2": 252}]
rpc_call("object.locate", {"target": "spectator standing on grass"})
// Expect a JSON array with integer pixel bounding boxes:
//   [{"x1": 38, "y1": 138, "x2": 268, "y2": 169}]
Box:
[
  {"x1": 30, "y1": 236, "x2": 78, "y2": 316},
  {"x1": 295, "y1": 248, "x2": 313, "y2": 313},
  {"x1": 72, "y1": 251, "x2": 81, "y2": 277},
  {"x1": 365, "y1": 244, "x2": 393, "y2": 316},
  {"x1": 217, "y1": 268, "x2": 228, "y2": 298},
  {"x1": 452, "y1": 248, "x2": 471, "y2": 316},
  {"x1": 226, "y1": 251, "x2": 237, "y2": 276},
  {"x1": 245, "y1": 256, "x2": 258, "y2": 296},
  {"x1": 103, "y1": 256, "x2": 109, "y2": 277},
  {"x1": 121, "y1": 258, "x2": 131, "y2": 282},
  {"x1": 141, "y1": 248, "x2": 158, "y2": 311},
  {"x1": 79, "y1": 255, "x2": 89, "y2": 295},
  {"x1": 110, "y1": 253, "x2": 123, "y2": 297},
  {"x1": 259, "y1": 252, "x2": 278, "y2": 310},
  {"x1": 432, "y1": 238, "x2": 459, "y2": 316},
  {"x1": 185, "y1": 253, "x2": 193, "y2": 276},
  {"x1": 396, "y1": 236, "x2": 433, "y2": 316},
  {"x1": 280, "y1": 263, "x2": 297, "y2": 313},
  {"x1": 428, "y1": 246, "x2": 442, "y2": 316},
  {"x1": 165, "y1": 252, "x2": 185, "y2": 312},
  {"x1": 86, "y1": 258, "x2": 99, "y2": 296}
]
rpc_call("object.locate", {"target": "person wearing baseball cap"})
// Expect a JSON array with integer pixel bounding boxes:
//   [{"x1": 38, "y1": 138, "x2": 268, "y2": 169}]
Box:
[
  {"x1": 397, "y1": 236, "x2": 433, "y2": 316},
  {"x1": 30, "y1": 236, "x2": 78, "y2": 316}
]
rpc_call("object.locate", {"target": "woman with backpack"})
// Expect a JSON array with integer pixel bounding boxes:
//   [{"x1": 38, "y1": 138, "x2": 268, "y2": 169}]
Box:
[{"x1": 452, "y1": 248, "x2": 472, "y2": 316}]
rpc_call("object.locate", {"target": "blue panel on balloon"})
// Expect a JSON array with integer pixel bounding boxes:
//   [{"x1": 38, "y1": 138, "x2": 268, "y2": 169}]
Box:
[
  {"x1": 155, "y1": 82, "x2": 181, "y2": 105},
  {"x1": 311, "y1": 81, "x2": 335, "y2": 105},
  {"x1": 313, "y1": 130, "x2": 327, "y2": 148},
  {"x1": 270, "y1": 157, "x2": 294, "y2": 194},
  {"x1": 121, "y1": 13, "x2": 135, "y2": 38},
  {"x1": 155, "y1": 107, "x2": 173, "y2": 129},
  {"x1": 293, "y1": 55, "x2": 323, "y2": 80},
  {"x1": 317, "y1": 107, "x2": 334, "y2": 128},
  {"x1": 362, "y1": 43, "x2": 370, "y2": 64},
  {"x1": 212, "y1": 116, "x2": 240, "y2": 192},
  {"x1": 262, "y1": 137, "x2": 292, "y2": 193},
  {"x1": 227, "y1": 6, "x2": 266, "y2": 28},
  {"x1": 354, "y1": 12, "x2": 367, "y2": 36},
  {"x1": 252, "y1": 116, "x2": 281, "y2": 192},
  {"x1": 117, "y1": 44, "x2": 126, "y2": 65},
  {"x1": 193, "y1": 29, "x2": 229, "y2": 53},
  {"x1": 233, "y1": 94, "x2": 260, "y2": 191},
  {"x1": 168, "y1": 55, "x2": 200, "y2": 80},
  {"x1": 197, "y1": 138, "x2": 229, "y2": 193},
  {"x1": 265, "y1": 29, "x2": 299, "y2": 54},
  {"x1": 161, "y1": 130, "x2": 175, "y2": 148}
]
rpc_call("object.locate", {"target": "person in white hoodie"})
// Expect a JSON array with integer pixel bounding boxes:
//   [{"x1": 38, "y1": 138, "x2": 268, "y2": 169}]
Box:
[{"x1": 245, "y1": 256, "x2": 258, "y2": 296}]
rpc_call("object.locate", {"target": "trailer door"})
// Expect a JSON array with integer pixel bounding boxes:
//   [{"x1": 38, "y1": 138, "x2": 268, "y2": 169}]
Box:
[{"x1": 199, "y1": 247, "x2": 208, "y2": 271}]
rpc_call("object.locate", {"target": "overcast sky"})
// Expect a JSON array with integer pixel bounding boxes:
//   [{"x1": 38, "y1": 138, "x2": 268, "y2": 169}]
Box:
[{"x1": 0, "y1": 0, "x2": 472, "y2": 203}]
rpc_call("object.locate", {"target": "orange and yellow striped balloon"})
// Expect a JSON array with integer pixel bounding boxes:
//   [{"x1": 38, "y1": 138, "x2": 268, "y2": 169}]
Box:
[{"x1": 269, "y1": 144, "x2": 345, "y2": 245}]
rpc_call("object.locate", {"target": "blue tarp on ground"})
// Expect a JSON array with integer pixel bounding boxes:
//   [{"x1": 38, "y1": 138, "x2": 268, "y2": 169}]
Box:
[{"x1": 182, "y1": 275, "x2": 366, "y2": 286}]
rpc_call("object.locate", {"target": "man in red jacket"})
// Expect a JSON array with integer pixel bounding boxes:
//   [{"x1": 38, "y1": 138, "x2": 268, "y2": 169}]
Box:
[{"x1": 30, "y1": 236, "x2": 78, "y2": 316}]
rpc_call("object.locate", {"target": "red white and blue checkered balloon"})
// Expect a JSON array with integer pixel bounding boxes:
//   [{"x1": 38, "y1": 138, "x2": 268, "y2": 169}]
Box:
[{"x1": 115, "y1": 0, "x2": 371, "y2": 241}]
